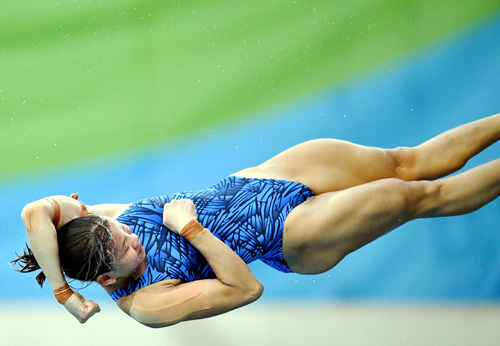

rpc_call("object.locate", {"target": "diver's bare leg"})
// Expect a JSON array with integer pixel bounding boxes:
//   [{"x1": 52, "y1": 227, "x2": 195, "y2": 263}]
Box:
[
  {"x1": 241, "y1": 113, "x2": 500, "y2": 194},
  {"x1": 415, "y1": 113, "x2": 500, "y2": 180},
  {"x1": 283, "y1": 158, "x2": 500, "y2": 274}
]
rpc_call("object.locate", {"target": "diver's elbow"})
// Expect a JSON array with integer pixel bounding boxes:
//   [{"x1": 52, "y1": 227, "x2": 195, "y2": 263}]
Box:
[{"x1": 247, "y1": 281, "x2": 264, "y2": 302}]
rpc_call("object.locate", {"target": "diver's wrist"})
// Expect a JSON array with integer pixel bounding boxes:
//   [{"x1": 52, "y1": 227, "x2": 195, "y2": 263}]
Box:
[{"x1": 180, "y1": 219, "x2": 207, "y2": 241}]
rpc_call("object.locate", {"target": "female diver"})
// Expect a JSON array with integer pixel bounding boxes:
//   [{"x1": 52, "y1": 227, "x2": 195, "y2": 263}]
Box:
[{"x1": 12, "y1": 113, "x2": 500, "y2": 328}]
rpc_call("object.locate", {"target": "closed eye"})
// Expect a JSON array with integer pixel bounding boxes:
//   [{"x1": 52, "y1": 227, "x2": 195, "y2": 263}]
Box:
[{"x1": 121, "y1": 234, "x2": 128, "y2": 256}]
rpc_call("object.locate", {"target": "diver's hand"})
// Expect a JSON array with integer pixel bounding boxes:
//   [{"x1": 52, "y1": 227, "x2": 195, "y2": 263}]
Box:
[
  {"x1": 163, "y1": 199, "x2": 197, "y2": 234},
  {"x1": 63, "y1": 291, "x2": 101, "y2": 323}
]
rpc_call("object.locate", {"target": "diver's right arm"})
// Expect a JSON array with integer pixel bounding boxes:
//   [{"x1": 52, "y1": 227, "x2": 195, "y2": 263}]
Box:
[
  {"x1": 122, "y1": 199, "x2": 263, "y2": 328},
  {"x1": 21, "y1": 196, "x2": 100, "y2": 323}
]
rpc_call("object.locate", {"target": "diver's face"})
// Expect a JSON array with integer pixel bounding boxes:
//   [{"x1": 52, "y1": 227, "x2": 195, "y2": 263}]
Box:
[{"x1": 107, "y1": 218, "x2": 146, "y2": 280}]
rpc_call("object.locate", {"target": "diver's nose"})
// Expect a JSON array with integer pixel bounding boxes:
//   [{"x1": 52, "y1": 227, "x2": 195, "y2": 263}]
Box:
[{"x1": 130, "y1": 233, "x2": 140, "y2": 249}]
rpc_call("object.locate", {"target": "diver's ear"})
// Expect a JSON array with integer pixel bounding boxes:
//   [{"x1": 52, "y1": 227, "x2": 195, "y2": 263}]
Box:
[{"x1": 96, "y1": 273, "x2": 116, "y2": 286}]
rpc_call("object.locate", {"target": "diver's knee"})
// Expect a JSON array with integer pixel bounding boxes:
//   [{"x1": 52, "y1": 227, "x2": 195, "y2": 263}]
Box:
[{"x1": 395, "y1": 147, "x2": 421, "y2": 181}]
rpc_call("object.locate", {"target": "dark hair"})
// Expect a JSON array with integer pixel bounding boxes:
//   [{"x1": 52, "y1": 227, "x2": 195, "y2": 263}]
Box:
[{"x1": 11, "y1": 215, "x2": 115, "y2": 287}]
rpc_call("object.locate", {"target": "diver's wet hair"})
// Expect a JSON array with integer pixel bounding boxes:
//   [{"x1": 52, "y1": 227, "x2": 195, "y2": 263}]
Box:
[{"x1": 11, "y1": 215, "x2": 115, "y2": 287}]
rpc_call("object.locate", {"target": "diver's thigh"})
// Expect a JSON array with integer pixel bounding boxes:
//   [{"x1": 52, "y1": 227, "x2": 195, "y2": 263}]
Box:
[
  {"x1": 258, "y1": 139, "x2": 403, "y2": 194},
  {"x1": 283, "y1": 178, "x2": 416, "y2": 274}
]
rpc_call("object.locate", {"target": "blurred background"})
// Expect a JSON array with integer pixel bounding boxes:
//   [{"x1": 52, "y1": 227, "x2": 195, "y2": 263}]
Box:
[{"x1": 2, "y1": 1, "x2": 500, "y2": 345}]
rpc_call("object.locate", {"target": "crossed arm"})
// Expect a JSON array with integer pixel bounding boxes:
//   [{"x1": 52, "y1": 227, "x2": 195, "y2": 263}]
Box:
[
  {"x1": 21, "y1": 197, "x2": 263, "y2": 327},
  {"x1": 122, "y1": 199, "x2": 264, "y2": 328}
]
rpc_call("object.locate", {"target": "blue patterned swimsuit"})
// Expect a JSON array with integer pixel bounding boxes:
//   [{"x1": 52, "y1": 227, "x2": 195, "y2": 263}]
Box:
[{"x1": 110, "y1": 176, "x2": 314, "y2": 301}]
